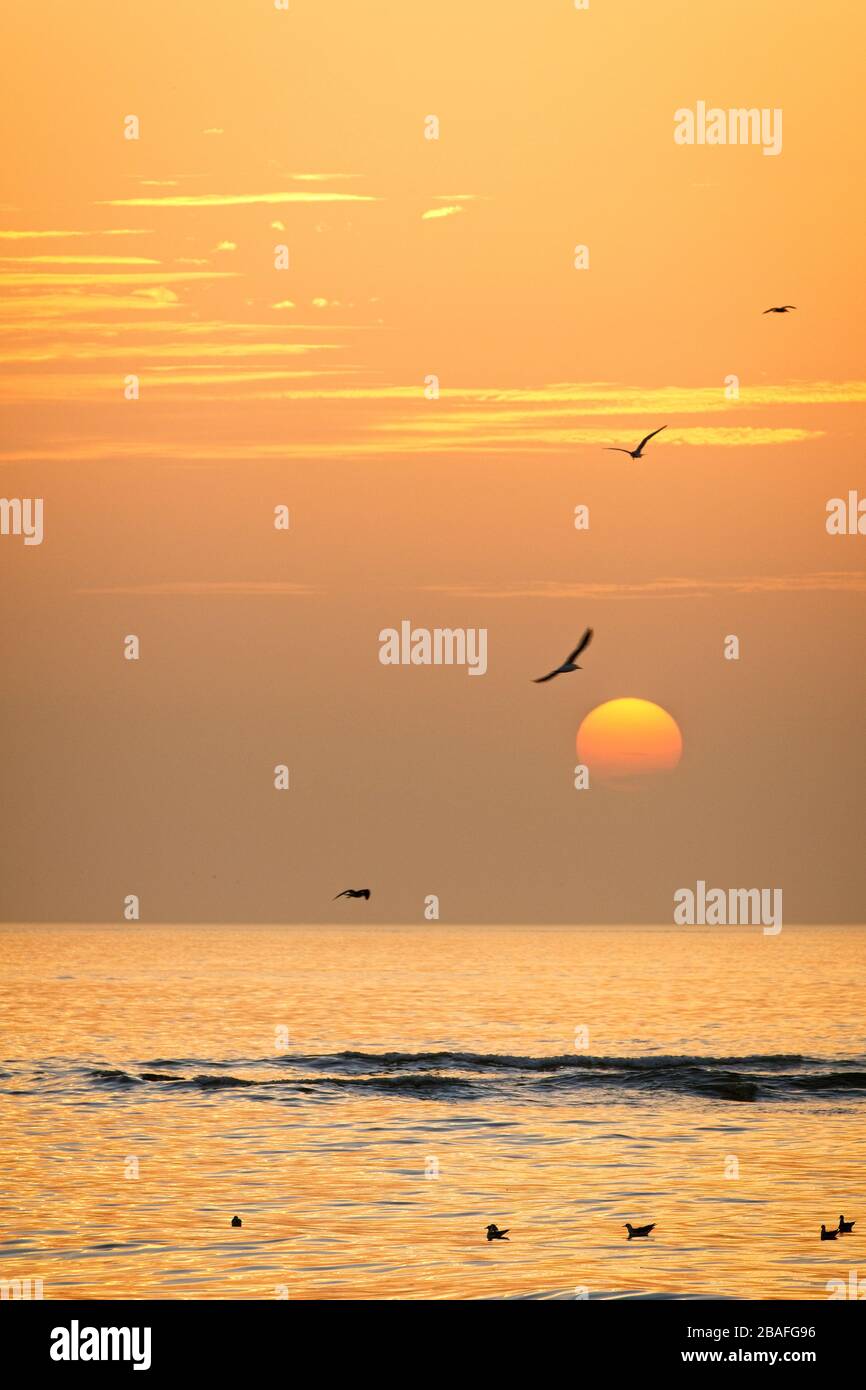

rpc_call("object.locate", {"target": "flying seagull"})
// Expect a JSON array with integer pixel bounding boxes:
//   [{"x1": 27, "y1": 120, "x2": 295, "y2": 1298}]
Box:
[
  {"x1": 486, "y1": 1224, "x2": 510, "y2": 1241},
  {"x1": 533, "y1": 628, "x2": 593, "y2": 683},
  {"x1": 604, "y1": 425, "x2": 666, "y2": 459},
  {"x1": 762, "y1": 305, "x2": 796, "y2": 313},
  {"x1": 624, "y1": 1222, "x2": 655, "y2": 1239},
  {"x1": 838, "y1": 1215, "x2": 855, "y2": 1233},
  {"x1": 333, "y1": 888, "x2": 371, "y2": 900}
]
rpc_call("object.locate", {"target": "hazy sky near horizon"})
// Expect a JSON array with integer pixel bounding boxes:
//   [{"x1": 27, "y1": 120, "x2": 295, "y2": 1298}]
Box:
[{"x1": 1, "y1": 0, "x2": 864, "y2": 924}]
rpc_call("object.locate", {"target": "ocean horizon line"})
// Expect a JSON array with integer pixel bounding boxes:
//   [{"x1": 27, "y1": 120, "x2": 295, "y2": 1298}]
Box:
[{"x1": 0, "y1": 920, "x2": 862, "y2": 931}]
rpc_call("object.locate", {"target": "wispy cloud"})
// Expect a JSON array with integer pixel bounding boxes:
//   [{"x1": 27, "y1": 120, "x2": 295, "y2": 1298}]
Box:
[
  {"x1": 422, "y1": 205, "x2": 463, "y2": 220},
  {"x1": 0, "y1": 255, "x2": 160, "y2": 265},
  {"x1": 372, "y1": 418, "x2": 822, "y2": 449},
  {"x1": 0, "y1": 341, "x2": 343, "y2": 365},
  {"x1": 0, "y1": 375, "x2": 856, "y2": 455},
  {"x1": 423, "y1": 573, "x2": 866, "y2": 600},
  {"x1": 0, "y1": 380, "x2": 837, "y2": 407},
  {"x1": 0, "y1": 229, "x2": 151, "y2": 240},
  {"x1": 0, "y1": 439, "x2": 420, "y2": 463},
  {"x1": 0, "y1": 363, "x2": 345, "y2": 400},
  {"x1": 102, "y1": 191, "x2": 378, "y2": 208},
  {"x1": 0, "y1": 316, "x2": 368, "y2": 337},
  {"x1": 284, "y1": 174, "x2": 363, "y2": 182},
  {"x1": 0, "y1": 288, "x2": 183, "y2": 318},
  {"x1": 76, "y1": 581, "x2": 319, "y2": 597},
  {"x1": 0, "y1": 270, "x2": 236, "y2": 288},
  {"x1": 367, "y1": 381, "x2": 866, "y2": 412}
]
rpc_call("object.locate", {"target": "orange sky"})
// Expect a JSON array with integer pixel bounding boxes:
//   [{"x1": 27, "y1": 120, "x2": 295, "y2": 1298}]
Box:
[{"x1": 1, "y1": 0, "x2": 864, "y2": 924}]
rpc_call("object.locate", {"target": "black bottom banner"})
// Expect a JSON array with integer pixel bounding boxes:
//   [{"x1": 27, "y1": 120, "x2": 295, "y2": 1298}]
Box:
[{"x1": 4, "y1": 1297, "x2": 858, "y2": 1376}]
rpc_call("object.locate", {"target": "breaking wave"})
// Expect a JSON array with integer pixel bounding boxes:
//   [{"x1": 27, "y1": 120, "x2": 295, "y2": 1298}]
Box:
[{"x1": 54, "y1": 1051, "x2": 866, "y2": 1104}]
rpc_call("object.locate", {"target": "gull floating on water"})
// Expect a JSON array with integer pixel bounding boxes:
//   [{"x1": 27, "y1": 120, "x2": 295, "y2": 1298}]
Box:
[
  {"x1": 486, "y1": 1224, "x2": 510, "y2": 1241},
  {"x1": 231, "y1": 1215, "x2": 242, "y2": 1228},
  {"x1": 820, "y1": 1224, "x2": 838, "y2": 1240},
  {"x1": 625, "y1": 1222, "x2": 655, "y2": 1239},
  {"x1": 838, "y1": 1215, "x2": 855, "y2": 1233}
]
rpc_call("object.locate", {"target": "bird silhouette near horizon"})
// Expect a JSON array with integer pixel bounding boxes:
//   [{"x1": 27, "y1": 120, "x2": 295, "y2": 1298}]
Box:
[
  {"x1": 486, "y1": 1224, "x2": 509, "y2": 1241},
  {"x1": 838, "y1": 1215, "x2": 855, "y2": 1233},
  {"x1": 763, "y1": 305, "x2": 796, "y2": 313},
  {"x1": 820, "y1": 1224, "x2": 838, "y2": 1240},
  {"x1": 334, "y1": 888, "x2": 371, "y2": 900},
  {"x1": 624, "y1": 1222, "x2": 655, "y2": 1239},
  {"x1": 533, "y1": 628, "x2": 593, "y2": 683},
  {"x1": 604, "y1": 425, "x2": 666, "y2": 459}
]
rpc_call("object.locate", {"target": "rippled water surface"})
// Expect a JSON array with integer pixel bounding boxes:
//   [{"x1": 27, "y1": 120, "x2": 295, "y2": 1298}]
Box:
[{"x1": 1, "y1": 924, "x2": 864, "y2": 1299}]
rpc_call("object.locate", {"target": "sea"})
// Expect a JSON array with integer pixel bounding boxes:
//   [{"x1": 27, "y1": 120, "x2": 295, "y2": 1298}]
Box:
[{"x1": 1, "y1": 924, "x2": 864, "y2": 1300}]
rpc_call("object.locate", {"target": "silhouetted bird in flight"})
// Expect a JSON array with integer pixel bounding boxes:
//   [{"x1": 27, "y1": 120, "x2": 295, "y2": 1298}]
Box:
[
  {"x1": 838, "y1": 1215, "x2": 855, "y2": 1233},
  {"x1": 604, "y1": 425, "x2": 666, "y2": 459},
  {"x1": 820, "y1": 1224, "x2": 838, "y2": 1240},
  {"x1": 486, "y1": 1224, "x2": 510, "y2": 1241},
  {"x1": 334, "y1": 888, "x2": 371, "y2": 900},
  {"x1": 624, "y1": 1222, "x2": 655, "y2": 1239},
  {"x1": 762, "y1": 305, "x2": 796, "y2": 313},
  {"x1": 231, "y1": 1215, "x2": 242, "y2": 1228},
  {"x1": 533, "y1": 628, "x2": 593, "y2": 683}
]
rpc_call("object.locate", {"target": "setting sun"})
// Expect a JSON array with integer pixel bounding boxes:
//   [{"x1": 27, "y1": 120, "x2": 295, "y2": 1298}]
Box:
[{"x1": 577, "y1": 698, "x2": 683, "y2": 782}]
